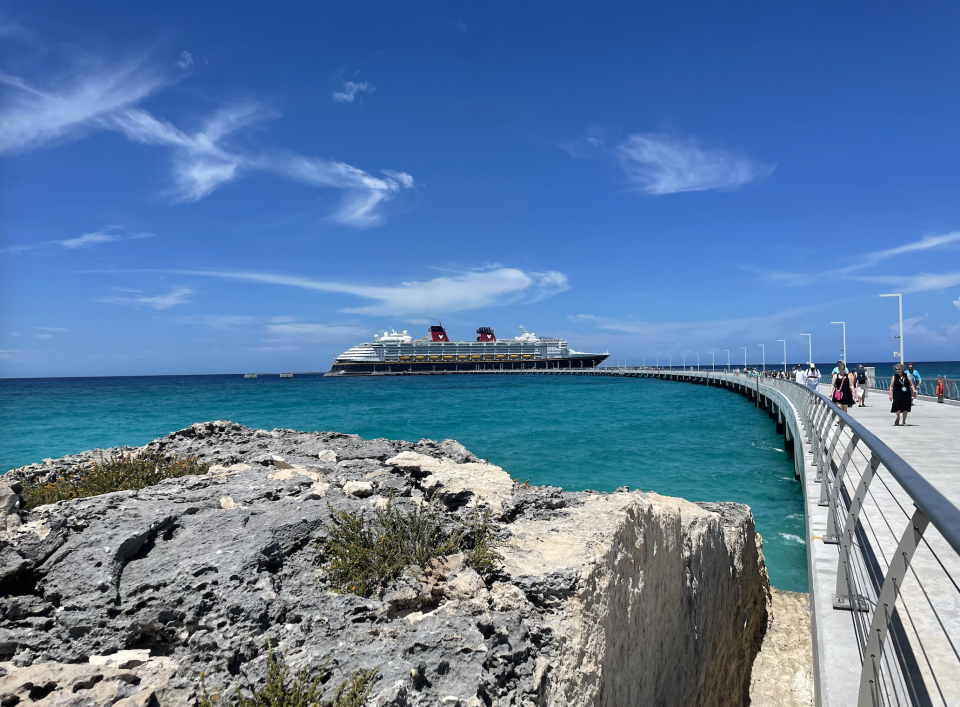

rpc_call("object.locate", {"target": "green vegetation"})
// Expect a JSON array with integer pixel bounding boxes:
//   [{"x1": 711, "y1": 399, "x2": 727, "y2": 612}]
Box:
[
  {"x1": 197, "y1": 646, "x2": 379, "y2": 707},
  {"x1": 319, "y1": 498, "x2": 502, "y2": 597},
  {"x1": 462, "y1": 506, "x2": 500, "y2": 578},
  {"x1": 22, "y1": 451, "x2": 210, "y2": 510}
]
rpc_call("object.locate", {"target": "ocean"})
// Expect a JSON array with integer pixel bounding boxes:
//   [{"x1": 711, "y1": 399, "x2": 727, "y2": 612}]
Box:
[{"x1": 2, "y1": 374, "x2": 810, "y2": 590}]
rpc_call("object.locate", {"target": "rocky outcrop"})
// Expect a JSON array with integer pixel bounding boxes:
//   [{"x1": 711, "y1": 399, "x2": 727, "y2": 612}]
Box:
[{"x1": 1, "y1": 421, "x2": 769, "y2": 706}]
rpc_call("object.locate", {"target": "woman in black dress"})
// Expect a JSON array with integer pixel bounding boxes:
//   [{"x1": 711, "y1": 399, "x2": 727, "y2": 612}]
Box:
[
  {"x1": 888, "y1": 363, "x2": 917, "y2": 426},
  {"x1": 831, "y1": 362, "x2": 855, "y2": 420}
]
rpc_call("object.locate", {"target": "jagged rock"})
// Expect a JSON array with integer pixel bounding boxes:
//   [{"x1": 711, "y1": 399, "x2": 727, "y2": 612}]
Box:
[
  {"x1": 1, "y1": 423, "x2": 769, "y2": 706},
  {"x1": 0, "y1": 655, "x2": 183, "y2": 705},
  {"x1": 1, "y1": 483, "x2": 22, "y2": 539},
  {"x1": 343, "y1": 480, "x2": 375, "y2": 498}
]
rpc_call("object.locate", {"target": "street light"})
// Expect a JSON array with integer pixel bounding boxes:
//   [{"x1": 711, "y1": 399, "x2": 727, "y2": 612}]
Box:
[
  {"x1": 740, "y1": 347, "x2": 747, "y2": 369},
  {"x1": 801, "y1": 334, "x2": 812, "y2": 365},
  {"x1": 669, "y1": 355, "x2": 672, "y2": 370},
  {"x1": 758, "y1": 344, "x2": 765, "y2": 372},
  {"x1": 695, "y1": 353, "x2": 700, "y2": 370},
  {"x1": 777, "y1": 339, "x2": 786, "y2": 372},
  {"x1": 711, "y1": 351, "x2": 715, "y2": 371},
  {"x1": 656, "y1": 356, "x2": 659, "y2": 369},
  {"x1": 831, "y1": 321, "x2": 846, "y2": 366},
  {"x1": 880, "y1": 294, "x2": 904, "y2": 362},
  {"x1": 682, "y1": 354, "x2": 686, "y2": 370},
  {"x1": 724, "y1": 350, "x2": 730, "y2": 371}
]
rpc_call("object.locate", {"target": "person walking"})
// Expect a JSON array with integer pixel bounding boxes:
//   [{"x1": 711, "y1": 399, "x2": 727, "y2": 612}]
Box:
[
  {"x1": 855, "y1": 364, "x2": 870, "y2": 407},
  {"x1": 889, "y1": 363, "x2": 917, "y2": 426},
  {"x1": 806, "y1": 363, "x2": 821, "y2": 391},
  {"x1": 906, "y1": 362, "x2": 922, "y2": 389},
  {"x1": 831, "y1": 361, "x2": 855, "y2": 419},
  {"x1": 795, "y1": 365, "x2": 807, "y2": 385}
]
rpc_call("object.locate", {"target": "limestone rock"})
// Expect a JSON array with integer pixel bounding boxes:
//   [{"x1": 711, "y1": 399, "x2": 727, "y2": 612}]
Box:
[
  {"x1": 343, "y1": 480, "x2": 375, "y2": 498},
  {"x1": 1, "y1": 423, "x2": 770, "y2": 707},
  {"x1": 385, "y1": 451, "x2": 514, "y2": 514},
  {"x1": 0, "y1": 655, "x2": 182, "y2": 706}
]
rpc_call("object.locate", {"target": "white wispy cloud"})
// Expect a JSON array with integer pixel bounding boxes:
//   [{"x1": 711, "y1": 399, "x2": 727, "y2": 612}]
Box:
[
  {"x1": 754, "y1": 231, "x2": 960, "y2": 293},
  {"x1": 98, "y1": 286, "x2": 194, "y2": 310},
  {"x1": 954, "y1": 295, "x2": 960, "y2": 312},
  {"x1": 35, "y1": 326, "x2": 68, "y2": 331},
  {"x1": 169, "y1": 267, "x2": 570, "y2": 316},
  {"x1": 0, "y1": 349, "x2": 23, "y2": 361},
  {"x1": 58, "y1": 226, "x2": 154, "y2": 248},
  {"x1": 264, "y1": 322, "x2": 369, "y2": 344},
  {"x1": 332, "y1": 81, "x2": 374, "y2": 104},
  {"x1": 1, "y1": 55, "x2": 413, "y2": 225},
  {"x1": 615, "y1": 133, "x2": 775, "y2": 195},
  {"x1": 0, "y1": 62, "x2": 167, "y2": 154},
  {"x1": 569, "y1": 307, "x2": 814, "y2": 353},
  {"x1": 176, "y1": 315, "x2": 256, "y2": 330},
  {"x1": 176, "y1": 51, "x2": 193, "y2": 69},
  {"x1": 854, "y1": 272, "x2": 960, "y2": 294}
]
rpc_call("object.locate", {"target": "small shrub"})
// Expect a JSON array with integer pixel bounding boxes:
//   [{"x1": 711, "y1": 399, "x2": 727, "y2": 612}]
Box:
[
  {"x1": 320, "y1": 499, "x2": 459, "y2": 596},
  {"x1": 22, "y1": 451, "x2": 210, "y2": 510},
  {"x1": 330, "y1": 668, "x2": 380, "y2": 707},
  {"x1": 463, "y1": 506, "x2": 501, "y2": 578},
  {"x1": 197, "y1": 646, "x2": 379, "y2": 707},
  {"x1": 319, "y1": 499, "x2": 501, "y2": 596}
]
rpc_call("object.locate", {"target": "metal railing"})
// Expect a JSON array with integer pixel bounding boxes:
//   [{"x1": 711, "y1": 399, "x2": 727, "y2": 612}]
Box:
[
  {"x1": 873, "y1": 376, "x2": 960, "y2": 402},
  {"x1": 750, "y1": 375, "x2": 960, "y2": 706}
]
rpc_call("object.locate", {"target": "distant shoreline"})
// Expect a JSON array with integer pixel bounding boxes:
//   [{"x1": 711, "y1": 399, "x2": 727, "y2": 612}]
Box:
[{"x1": 2, "y1": 359, "x2": 959, "y2": 381}]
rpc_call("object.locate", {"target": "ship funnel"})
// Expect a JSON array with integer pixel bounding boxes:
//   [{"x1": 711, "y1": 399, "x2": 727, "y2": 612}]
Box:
[
  {"x1": 476, "y1": 327, "x2": 496, "y2": 342},
  {"x1": 429, "y1": 324, "x2": 449, "y2": 342}
]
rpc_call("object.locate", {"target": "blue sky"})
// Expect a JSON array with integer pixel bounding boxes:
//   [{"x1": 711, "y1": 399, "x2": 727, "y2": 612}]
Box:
[{"x1": 2, "y1": 2, "x2": 959, "y2": 377}]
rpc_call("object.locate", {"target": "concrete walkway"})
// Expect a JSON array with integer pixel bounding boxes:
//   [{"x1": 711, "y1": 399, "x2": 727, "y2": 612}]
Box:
[{"x1": 817, "y1": 385, "x2": 960, "y2": 706}]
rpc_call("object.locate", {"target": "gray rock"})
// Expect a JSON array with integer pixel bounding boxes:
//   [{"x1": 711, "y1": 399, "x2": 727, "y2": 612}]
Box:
[{"x1": 1, "y1": 422, "x2": 769, "y2": 706}]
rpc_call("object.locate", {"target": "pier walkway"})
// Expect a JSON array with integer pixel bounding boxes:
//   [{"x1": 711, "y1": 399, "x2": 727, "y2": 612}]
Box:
[{"x1": 428, "y1": 366, "x2": 960, "y2": 707}]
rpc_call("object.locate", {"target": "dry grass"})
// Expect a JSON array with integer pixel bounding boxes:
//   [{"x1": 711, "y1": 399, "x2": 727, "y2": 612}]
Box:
[{"x1": 22, "y1": 451, "x2": 209, "y2": 510}]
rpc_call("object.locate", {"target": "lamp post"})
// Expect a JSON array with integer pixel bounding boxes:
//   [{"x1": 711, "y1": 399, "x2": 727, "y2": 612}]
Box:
[
  {"x1": 740, "y1": 347, "x2": 747, "y2": 369},
  {"x1": 831, "y1": 321, "x2": 846, "y2": 366},
  {"x1": 669, "y1": 355, "x2": 672, "y2": 370},
  {"x1": 696, "y1": 353, "x2": 700, "y2": 371},
  {"x1": 801, "y1": 333, "x2": 812, "y2": 365},
  {"x1": 711, "y1": 352, "x2": 715, "y2": 371},
  {"x1": 880, "y1": 294, "x2": 904, "y2": 362},
  {"x1": 725, "y1": 350, "x2": 730, "y2": 371},
  {"x1": 777, "y1": 339, "x2": 786, "y2": 372},
  {"x1": 682, "y1": 354, "x2": 686, "y2": 370},
  {"x1": 758, "y1": 344, "x2": 765, "y2": 373},
  {"x1": 656, "y1": 356, "x2": 659, "y2": 369}
]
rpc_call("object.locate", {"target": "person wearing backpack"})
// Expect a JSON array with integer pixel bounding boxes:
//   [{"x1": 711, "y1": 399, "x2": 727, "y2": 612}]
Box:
[{"x1": 855, "y1": 364, "x2": 870, "y2": 407}]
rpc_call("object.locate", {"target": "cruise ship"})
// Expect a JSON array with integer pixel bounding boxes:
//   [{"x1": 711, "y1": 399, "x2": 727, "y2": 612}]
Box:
[{"x1": 326, "y1": 325, "x2": 608, "y2": 375}]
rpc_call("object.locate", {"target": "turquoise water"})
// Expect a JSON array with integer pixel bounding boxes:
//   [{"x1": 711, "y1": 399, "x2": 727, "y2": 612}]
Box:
[{"x1": 0, "y1": 374, "x2": 807, "y2": 591}]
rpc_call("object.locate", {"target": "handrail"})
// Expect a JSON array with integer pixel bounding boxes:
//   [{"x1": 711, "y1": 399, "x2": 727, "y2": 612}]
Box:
[{"x1": 795, "y1": 383, "x2": 960, "y2": 559}]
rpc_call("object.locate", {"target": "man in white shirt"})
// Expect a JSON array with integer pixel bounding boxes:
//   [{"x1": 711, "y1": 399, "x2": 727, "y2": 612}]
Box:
[
  {"x1": 806, "y1": 364, "x2": 821, "y2": 391},
  {"x1": 795, "y1": 365, "x2": 807, "y2": 385}
]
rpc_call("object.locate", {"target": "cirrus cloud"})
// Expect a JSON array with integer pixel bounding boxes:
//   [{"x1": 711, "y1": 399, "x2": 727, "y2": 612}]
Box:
[{"x1": 165, "y1": 267, "x2": 570, "y2": 317}]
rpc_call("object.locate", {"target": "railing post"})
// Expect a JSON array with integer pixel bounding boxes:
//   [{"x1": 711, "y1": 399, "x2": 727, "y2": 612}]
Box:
[
  {"x1": 858, "y1": 507, "x2": 930, "y2": 706},
  {"x1": 820, "y1": 420, "x2": 845, "y2": 503},
  {"x1": 835, "y1": 453, "x2": 880, "y2": 611},
  {"x1": 823, "y1": 432, "x2": 860, "y2": 542},
  {"x1": 814, "y1": 403, "x2": 834, "y2": 481}
]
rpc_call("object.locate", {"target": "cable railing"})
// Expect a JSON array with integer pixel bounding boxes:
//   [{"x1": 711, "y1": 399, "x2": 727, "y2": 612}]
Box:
[
  {"x1": 748, "y1": 375, "x2": 960, "y2": 706},
  {"x1": 873, "y1": 376, "x2": 960, "y2": 402}
]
